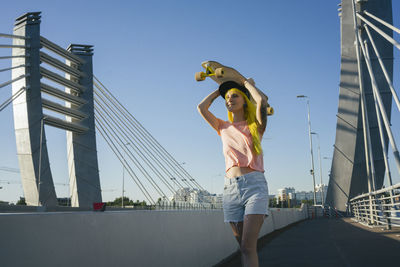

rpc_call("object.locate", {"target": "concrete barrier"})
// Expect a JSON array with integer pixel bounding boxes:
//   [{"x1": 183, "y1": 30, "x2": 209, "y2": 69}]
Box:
[{"x1": 0, "y1": 206, "x2": 307, "y2": 267}]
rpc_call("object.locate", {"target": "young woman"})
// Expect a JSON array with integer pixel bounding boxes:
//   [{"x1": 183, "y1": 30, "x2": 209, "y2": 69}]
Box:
[{"x1": 197, "y1": 80, "x2": 269, "y2": 267}]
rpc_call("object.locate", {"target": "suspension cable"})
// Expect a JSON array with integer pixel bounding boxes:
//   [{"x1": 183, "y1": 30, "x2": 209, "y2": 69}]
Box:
[
  {"x1": 94, "y1": 94, "x2": 178, "y2": 194},
  {"x1": 94, "y1": 88, "x2": 209, "y2": 208},
  {"x1": 93, "y1": 77, "x2": 205, "y2": 191},
  {"x1": 95, "y1": 116, "x2": 156, "y2": 205},
  {"x1": 93, "y1": 81, "x2": 196, "y2": 189},
  {"x1": 93, "y1": 88, "x2": 186, "y2": 190},
  {"x1": 0, "y1": 55, "x2": 29, "y2": 60},
  {"x1": 362, "y1": 40, "x2": 394, "y2": 193},
  {"x1": 356, "y1": 13, "x2": 400, "y2": 50},
  {"x1": 95, "y1": 105, "x2": 167, "y2": 198},
  {"x1": 363, "y1": 11, "x2": 400, "y2": 34},
  {"x1": 95, "y1": 104, "x2": 168, "y2": 198},
  {"x1": 0, "y1": 64, "x2": 26, "y2": 73},
  {"x1": 358, "y1": 32, "x2": 400, "y2": 174},
  {"x1": 0, "y1": 75, "x2": 28, "y2": 90},
  {"x1": 0, "y1": 87, "x2": 26, "y2": 112},
  {"x1": 363, "y1": 25, "x2": 400, "y2": 112}
]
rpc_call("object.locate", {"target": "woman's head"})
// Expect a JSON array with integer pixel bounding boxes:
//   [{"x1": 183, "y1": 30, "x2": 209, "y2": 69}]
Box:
[
  {"x1": 225, "y1": 88, "x2": 263, "y2": 155},
  {"x1": 225, "y1": 88, "x2": 247, "y2": 113}
]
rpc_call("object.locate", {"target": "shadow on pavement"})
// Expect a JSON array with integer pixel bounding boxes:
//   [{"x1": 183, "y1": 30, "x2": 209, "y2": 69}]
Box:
[{"x1": 216, "y1": 218, "x2": 400, "y2": 267}]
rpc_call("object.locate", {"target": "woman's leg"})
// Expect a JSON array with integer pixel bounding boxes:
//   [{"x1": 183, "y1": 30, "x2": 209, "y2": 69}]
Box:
[
  {"x1": 229, "y1": 221, "x2": 243, "y2": 245},
  {"x1": 240, "y1": 214, "x2": 265, "y2": 267}
]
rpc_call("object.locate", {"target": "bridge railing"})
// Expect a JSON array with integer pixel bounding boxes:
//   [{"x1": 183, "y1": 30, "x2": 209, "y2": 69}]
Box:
[
  {"x1": 343, "y1": 0, "x2": 400, "y2": 228},
  {"x1": 350, "y1": 183, "x2": 400, "y2": 228},
  {"x1": 107, "y1": 201, "x2": 222, "y2": 210},
  {"x1": 156, "y1": 200, "x2": 222, "y2": 210}
]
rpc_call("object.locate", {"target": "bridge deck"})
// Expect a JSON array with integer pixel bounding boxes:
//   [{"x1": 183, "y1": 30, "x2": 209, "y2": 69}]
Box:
[{"x1": 222, "y1": 218, "x2": 400, "y2": 266}]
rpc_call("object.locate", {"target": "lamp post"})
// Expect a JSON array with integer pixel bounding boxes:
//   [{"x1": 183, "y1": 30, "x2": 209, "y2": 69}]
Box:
[
  {"x1": 297, "y1": 95, "x2": 317, "y2": 206},
  {"x1": 122, "y1": 142, "x2": 131, "y2": 208},
  {"x1": 171, "y1": 177, "x2": 177, "y2": 197},
  {"x1": 37, "y1": 115, "x2": 48, "y2": 207},
  {"x1": 323, "y1": 156, "x2": 332, "y2": 186},
  {"x1": 311, "y1": 132, "x2": 324, "y2": 206},
  {"x1": 122, "y1": 165, "x2": 125, "y2": 208}
]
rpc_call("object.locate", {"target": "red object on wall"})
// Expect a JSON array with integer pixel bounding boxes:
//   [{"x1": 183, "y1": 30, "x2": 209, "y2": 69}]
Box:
[{"x1": 93, "y1": 202, "x2": 106, "y2": 211}]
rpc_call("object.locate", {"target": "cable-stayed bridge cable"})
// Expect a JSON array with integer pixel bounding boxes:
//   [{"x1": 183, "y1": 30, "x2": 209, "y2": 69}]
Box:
[
  {"x1": 93, "y1": 80, "x2": 193, "y2": 189},
  {"x1": 93, "y1": 81, "x2": 197, "y2": 190},
  {"x1": 94, "y1": 93, "x2": 180, "y2": 194},
  {"x1": 0, "y1": 87, "x2": 25, "y2": 112},
  {"x1": 93, "y1": 87, "x2": 187, "y2": 191},
  {"x1": 363, "y1": 25, "x2": 400, "y2": 112},
  {"x1": 95, "y1": 106, "x2": 167, "y2": 199},
  {"x1": 95, "y1": 116, "x2": 156, "y2": 205},
  {"x1": 94, "y1": 104, "x2": 170, "y2": 198},
  {"x1": 93, "y1": 76, "x2": 205, "y2": 191}
]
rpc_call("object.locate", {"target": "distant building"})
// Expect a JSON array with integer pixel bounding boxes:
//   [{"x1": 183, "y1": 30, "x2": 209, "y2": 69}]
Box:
[
  {"x1": 295, "y1": 184, "x2": 328, "y2": 205},
  {"x1": 170, "y1": 188, "x2": 222, "y2": 207},
  {"x1": 315, "y1": 184, "x2": 328, "y2": 204},
  {"x1": 295, "y1": 191, "x2": 314, "y2": 201},
  {"x1": 277, "y1": 187, "x2": 295, "y2": 202}
]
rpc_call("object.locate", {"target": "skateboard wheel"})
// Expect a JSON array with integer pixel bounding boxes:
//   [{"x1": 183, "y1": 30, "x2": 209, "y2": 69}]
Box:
[
  {"x1": 267, "y1": 107, "x2": 274, "y2": 116},
  {"x1": 195, "y1": 72, "x2": 206, "y2": 81},
  {"x1": 215, "y1": 68, "x2": 224, "y2": 78}
]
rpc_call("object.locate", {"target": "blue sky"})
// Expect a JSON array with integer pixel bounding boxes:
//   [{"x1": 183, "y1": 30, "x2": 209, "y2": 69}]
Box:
[{"x1": 0, "y1": 0, "x2": 399, "y2": 203}]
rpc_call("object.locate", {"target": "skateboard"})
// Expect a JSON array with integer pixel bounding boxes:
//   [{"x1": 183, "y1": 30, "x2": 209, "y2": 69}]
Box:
[{"x1": 195, "y1": 61, "x2": 274, "y2": 116}]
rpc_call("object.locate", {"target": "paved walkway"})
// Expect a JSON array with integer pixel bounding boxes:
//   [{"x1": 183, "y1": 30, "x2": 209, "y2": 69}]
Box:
[{"x1": 221, "y1": 218, "x2": 400, "y2": 267}]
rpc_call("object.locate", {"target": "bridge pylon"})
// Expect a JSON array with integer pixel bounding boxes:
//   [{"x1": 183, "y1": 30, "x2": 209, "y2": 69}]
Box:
[
  {"x1": 11, "y1": 12, "x2": 101, "y2": 207},
  {"x1": 326, "y1": 0, "x2": 393, "y2": 212}
]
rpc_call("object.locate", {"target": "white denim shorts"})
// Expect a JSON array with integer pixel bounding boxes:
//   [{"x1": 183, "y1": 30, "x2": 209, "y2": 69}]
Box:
[{"x1": 223, "y1": 171, "x2": 269, "y2": 222}]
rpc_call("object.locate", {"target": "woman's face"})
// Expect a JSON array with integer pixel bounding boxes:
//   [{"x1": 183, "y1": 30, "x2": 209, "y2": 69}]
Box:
[{"x1": 225, "y1": 90, "x2": 245, "y2": 112}]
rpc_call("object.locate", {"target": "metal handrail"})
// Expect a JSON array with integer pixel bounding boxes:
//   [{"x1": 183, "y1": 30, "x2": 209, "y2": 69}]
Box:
[
  {"x1": 350, "y1": 183, "x2": 400, "y2": 228},
  {"x1": 350, "y1": 183, "x2": 400, "y2": 201}
]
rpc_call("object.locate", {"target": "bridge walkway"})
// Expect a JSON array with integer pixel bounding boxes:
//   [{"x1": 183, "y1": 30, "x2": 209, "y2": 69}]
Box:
[{"x1": 221, "y1": 218, "x2": 400, "y2": 267}]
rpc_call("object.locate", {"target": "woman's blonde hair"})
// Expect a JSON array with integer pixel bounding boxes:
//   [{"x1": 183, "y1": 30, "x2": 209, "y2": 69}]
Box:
[{"x1": 226, "y1": 88, "x2": 262, "y2": 155}]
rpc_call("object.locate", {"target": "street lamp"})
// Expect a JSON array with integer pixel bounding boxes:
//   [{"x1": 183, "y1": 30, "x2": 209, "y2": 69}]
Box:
[
  {"x1": 297, "y1": 95, "x2": 317, "y2": 206},
  {"x1": 122, "y1": 164, "x2": 125, "y2": 208},
  {"x1": 171, "y1": 177, "x2": 177, "y2": 198},
  {"x1": 311, "y1": 132, "x2": 324, "y2": 206},
  {"x1": 37, "y1": 115, "x2": 48, "y2": 207},
  {"x1": 122, "y1": 142, "x2": 131, "y2": 208}
]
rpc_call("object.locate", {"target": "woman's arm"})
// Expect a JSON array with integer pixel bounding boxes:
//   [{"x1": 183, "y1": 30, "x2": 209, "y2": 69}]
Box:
[
  {"x1": 244, "y1": 80, "x2": 268, "y2": 133},
  {"x1": 197, "y1": 89, "x2": 221, "y2": 132}
]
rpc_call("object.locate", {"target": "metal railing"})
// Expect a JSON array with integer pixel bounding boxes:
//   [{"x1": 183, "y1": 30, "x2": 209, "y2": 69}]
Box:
[
  {"x1": 156, "y1": 200, "x2": 222, "y2": 210},
  {"x1": 350, "y1": 183, "x2": 400, "y2": 228},
  {"x1": 344, "y1": 0, "x2": 400, "y2": 230}
]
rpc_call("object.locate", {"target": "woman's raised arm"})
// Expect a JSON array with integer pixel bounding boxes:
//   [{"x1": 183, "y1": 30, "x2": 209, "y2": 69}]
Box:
[
  {"x1": 197, "y1": 89, "x2": 221, "y2": 132},
  {"x1": 244, "y1": 80, "x2": 268, "y2": 133}
]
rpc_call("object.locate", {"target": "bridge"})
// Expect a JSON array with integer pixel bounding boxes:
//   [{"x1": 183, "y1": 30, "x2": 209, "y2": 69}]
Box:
[{"x1": 0, "y1": 0, "x2": 400, "y2": 266}]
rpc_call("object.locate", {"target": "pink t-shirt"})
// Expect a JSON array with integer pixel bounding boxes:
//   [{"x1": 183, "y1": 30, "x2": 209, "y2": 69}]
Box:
[{"x1": 217, "y1": 119, "x2": 264, "y2": 173}]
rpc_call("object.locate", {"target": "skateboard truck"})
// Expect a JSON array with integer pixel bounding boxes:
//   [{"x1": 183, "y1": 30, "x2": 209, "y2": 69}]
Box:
[{"x1": 195, "y1": 62, "x2": 224, "y2": 81}]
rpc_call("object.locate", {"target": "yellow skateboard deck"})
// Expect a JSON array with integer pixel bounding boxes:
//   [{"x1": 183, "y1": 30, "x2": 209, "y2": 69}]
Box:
[{"x1": 195, "y1": 60, "x2": 274, "y2": 116}]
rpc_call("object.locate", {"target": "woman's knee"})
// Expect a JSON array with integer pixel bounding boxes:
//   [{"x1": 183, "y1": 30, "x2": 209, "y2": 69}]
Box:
[{"x1": 240, "y1": 240, "x2": 257, "y2": 255}]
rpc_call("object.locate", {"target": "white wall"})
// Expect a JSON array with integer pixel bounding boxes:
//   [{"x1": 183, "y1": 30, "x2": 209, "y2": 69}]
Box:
[{"x1": 0, "y1": 207, "x2": 307, "y2": 267}]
